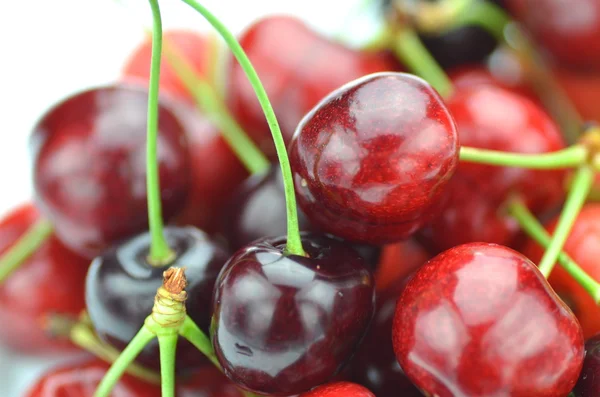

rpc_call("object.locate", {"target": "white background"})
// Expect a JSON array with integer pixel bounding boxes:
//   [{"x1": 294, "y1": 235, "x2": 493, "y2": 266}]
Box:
[{"x1": 0, "y1": 0, "x2": 378, "y2": 395}]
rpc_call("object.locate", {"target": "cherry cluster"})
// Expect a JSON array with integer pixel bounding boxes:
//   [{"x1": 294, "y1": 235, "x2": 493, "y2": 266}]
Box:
[{"x1": 3, "y1": 0, "x2": 600, "y2": 396}]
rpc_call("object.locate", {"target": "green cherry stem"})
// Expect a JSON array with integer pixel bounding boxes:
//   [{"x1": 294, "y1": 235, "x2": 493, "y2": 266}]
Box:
[
  {"x1": 158, "y1": 334, "x2": 177, "y2": 397},
  {"x1": 459, "y1": 144, "x2": 588, "y2": 169},
  {"x1": 0, "y1": 219, "x2": 52, "y2": 283},
  {"x1": 537, "y1": 165, "x2": 594, "y2": 277},
  {"x1": 146, "y1": 0, "x2": 175, "y2": 265},
  {"x1": 507, "y1": 198, "x2": 600, "y2": 303},
  {"x1": 179, "y1": 0, "x2": 306, "y2": 256}
]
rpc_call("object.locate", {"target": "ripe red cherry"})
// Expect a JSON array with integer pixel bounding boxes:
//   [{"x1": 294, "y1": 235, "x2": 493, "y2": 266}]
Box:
[
  {"x1": 211, "y1": 234, "x2": 375, "y2": 396},
  {"x1": 299, "y1": 382, "x2": 374, "y2": 397},
  {"x1": 31, "y1": 85, "x2": 191, "y2": 258},
  {"x1": 0, "y1": 203, "x2": 88, "y2": 353},
  {"x1": 227, "y1": 15, "x2": 396, "y2": 156},
  {"x1": 393, "y1": 243, "x2": 584, "y2": 396},
  {"x1": 419, "y1": 85, "x2": 565, "y2": 252},
  {"x1": 122, "y1": 30, "x2": 209, "y2": 101},
  {"x1": 522, "y1": 204, "x2": 600, "y2": 339},
  {"x1": 289, "y1": 72, "x2": 459, "y2": 245},
  {"x1": 24, "y1": 359, "x2": 160, "y2": 397},
  {"x1": 374, "y1": 240, "x2": 431, "y2": 291},
  {"x1": 507, "y1": 0, "x2": 600, "y2": 70},
  {"x1": 573, "y1": 333, "x2": 600, "y2": 397},
  {"x1": 86, "y1": 226, "x2": 229, "y2": 372}
]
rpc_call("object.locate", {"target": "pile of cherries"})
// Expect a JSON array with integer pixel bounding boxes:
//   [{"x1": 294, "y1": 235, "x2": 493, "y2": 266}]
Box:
[{"x1": 5, "y1": 0, "x2": 600, "y2": 396}]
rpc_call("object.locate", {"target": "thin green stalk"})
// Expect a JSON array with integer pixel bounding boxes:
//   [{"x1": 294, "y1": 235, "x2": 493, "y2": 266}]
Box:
[
  {"x1": 178, "y1": 0, "x2": 305, "y2": 256},
  {"x1": 179, "y1": 315, "x2": 220, "y2": 367},
  {"x1": 459, "y1": 145, "x2": 588, "y2": 169},
  {"x1": 451, "y1": 0, "x2": 509, "y2": 41},
  {"x1": 94, "y1": 326, "x2": 156, "y2": 397},
  {"x1": 0, "y1": 219, "x2": 52, "y2": 283},
  {"x1": 158, "y1": 334, "x2": 178, "y2": 397},
  {"x1": 538, "y1": 166, "x2": 594, "y2": 277},
  {"x1": 146, "y1": 0, "x2": 175, "y2": 265},
  {"x1": 507, "y1": 199, "x2": 600, "y2": 303},
  {"x1": 390, "y1": 27, "x2": 453, "y2": 98},
  {"x1": 162, "y1": 41, "x2": 269, "y2": 174}
]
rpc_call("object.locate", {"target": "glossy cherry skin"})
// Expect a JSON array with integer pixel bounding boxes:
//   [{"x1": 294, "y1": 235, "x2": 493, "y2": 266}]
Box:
[
  {"x1": 419, "y1": 85, "x2": 565, "y2": 252},
  {"x1": 31, "y1": 85, "x2": 191, "y2": 258},
  {"x1": 507, "y1": 0, "x2": 600, "y2": 70},
  {"x1": 0, "y1": 203, "x2": 89, "y2": 353},
  {"x1": 227, "y1": 15, "x2": 395, "y2": 156},
  {"x1": 290, "y1": 72, "x2": 459, "y2": 245},
  {"x1": 211, "y1": 234, "x2": 375, "y2": 396},
  {"x1": 393, "y1": 243, "x2": 584, "y2": 397},
  {"x1": 86, "y1": 226, "x2": 229, "y2": 372},
  {"x1": 573, "y1": 333, "x2": 600, "y2": 396},
  {"x1": 522, "y1": 204, "x2": 600, "y2": 339},
  {"x1": 299, "y1": 382, "x2": 374, "y2": 397}
]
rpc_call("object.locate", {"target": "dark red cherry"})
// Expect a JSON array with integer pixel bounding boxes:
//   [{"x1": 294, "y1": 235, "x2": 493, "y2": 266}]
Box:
[
  {"x1": 419, "y1": 85, "x2": 565, "y2": 252},
  {"x1": 299, "y1": 382, "x2": 375, "y2": 397},
  {"x1": 350, "y1": 277, "x2": 423, "y2": 397},
  {"x1": 227, "y1": 15, "x2": 395, "y2": 156},
  {"x1": 24, "y1": 359, "x2": 161, "y2": 397},
  {"x1": 0, "y1": 203, "x2": 88, "y2": 353},
  {"x1": 522, "y1": 204, "x2": 600, "y2": 339},
  {"x1": 31, "y1": 85, "x2": 191, "y2": 258},
  {"x1": 85, "y1": 226, "x2": 229, "y2": 373},
  {"x1": 178, "y1": 366, "x2": 244, "y2": 397},
  {"x1": 375, "y1": 240, "x2": 431, "y2": 292},
  {"x1": 573, "y1": 333, "x2": 600, "y2": 397},
  {"x1": 289, "y1": 72, "x2": 459, "y2": 245},
  {"x1": 507, "y1": 0, "x2": 600, "y2": 70},
  {"x1": 393, "y1": 243, "x2": 584, "y2": 396},
  {"x1": 211, "y1": 234, "x2": 375, "y2": 396},
  {"x1": 122, "y1": 30, "x2": 209, "y2": 102}
]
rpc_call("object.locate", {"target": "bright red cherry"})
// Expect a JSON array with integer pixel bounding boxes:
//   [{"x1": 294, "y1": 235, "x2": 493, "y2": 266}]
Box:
[
  {"x1": 289, "y1": 72, "x2": 459, "y2": 245},
  {"x1": 211, "y1": 234, "x2": 375, "y2": 396},
  {"x1": 299, "y1": 382, "x2": 374, "y2": 397},
  {"x1": 0, "y1": 203, "x2": 88, "y2": 353},
  {"x1": 507, "y1": 0, "x2": 600, "y2": 70},
  {"x1": 393, "y1": 243, "x2": 584, "y2": 396},
  {"x1": 573, "y1": 333, "x2": 600, "y2": 397},
  {"x1": 227, "y1": 15, "x2": 396, "y2": 156},
  {"x1": 122, "y1": 30, "x2": 209, "y2": 101},
  {"x1": 420, "y1": 85, "x2": 565, "y2": 252},
  {"x1": 31, "y1": 85, "x2": 191, "y2": 259},
  {"x1": 522, "y1": 204, "x2": 600, "y2": 339}
]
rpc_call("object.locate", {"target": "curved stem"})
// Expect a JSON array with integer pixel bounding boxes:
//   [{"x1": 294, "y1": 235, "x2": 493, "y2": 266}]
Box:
[
  {"x1": 94, "y1": 326, "x2": 156, "y2": 397},
  {"x1": 178, "y1": 0, "x2": 305, "y2": 256},
  {"x1": 390, "y1": 26, "x2": 453, "y2": 98},
  {"x1": 0, "y1": 219, "x2": 52, "y2": 283},
  {"x1": 451, "y1": 0, "x2": 508, "y2": 41},
  {"x1": 162, "y1": 40, "x2": 270, "y2": 174},
  {"x1": 179, "y1": 315, "x2": 220, "y2": 368},
  {"x1": 158, "y1": 334, "x2": 178, "y2": 397},
  {"x1": 537, "y1": 165, "x2": 594, "y2": 277},
  {"x1": 507, "y1": 199, "x2": 600, "y2": 303},
  {"x1": 146, "y1": 0, "x2": 175, "y2": 265},
  {"x1": 459, "y1": 145, "x2": 588, "y2": 169}
]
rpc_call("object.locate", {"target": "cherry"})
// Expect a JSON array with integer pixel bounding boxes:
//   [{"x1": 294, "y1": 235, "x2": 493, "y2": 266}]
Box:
[
  {"x1": 123, "y1": 30, "x2": 210, "y2": 102},
  {"x1": 573, "y1": 333, "x2": 600, "y2": 397},
  {"x1": 375, "y1": 239, "x2": 431, "y2": 291},
  {"x1": 0, "y1": 203, "x2": 88, "y2": 353},
  {"x1": 419, "y1": 85, "x2": 565, "y2": 252},
  {"x1": 227, "y1": 15, "x2": 395, "y2": 156},
  {"x1": 31, "y1": 85, "x2": 191, "y2": 259},
  {"x1": 554, "y1": 67, "x2": 600, "y2": 122},
  {"x1": 522, "y1": 204, "x2": 600, "y2": 339},
  {"x1": 211, "y1": 233, "x2": 375, "y2": 396},
  {"x1": 299, "y1": 382, "x2": 374, "y2": 397},
  {"x1": 178, "y1": 366, "x2": 244, "y2": 397},
  {"x1": 85, "y1": 226, "x2": 229, "y2": 372},
  {"x1": 393, "y1": 242, "x2": 584, "y2": 396},
  {"x1": 289, "y1": 72, "x2": 459, "y2": 245},
  {"x1": 506, "y1": 0, "x2": 600, "y2": 70}
]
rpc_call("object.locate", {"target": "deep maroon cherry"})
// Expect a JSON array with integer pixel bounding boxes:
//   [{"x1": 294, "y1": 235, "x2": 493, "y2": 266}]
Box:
[
  {"x1": 31, "y1": 85, "x2": 191, "y2": 258},
  {"x1": 299, "y1": 382, "x2": 375, "y2": 397},
  {"x1": 289, "y1": 72, "x2": 459, "y2": 245},
  {"x1": 211, "y1": 233, "x2": 375, "y2": 396},
  {"x1": 573, "y1": 333, "x2": 600, "y2": 397},
  {"x1": 85, "y1": 226, "x2": 229, "y2": 373},
  {"x1": 0, "y1": 203, "x2": 89, "y2": 353},
  {"x1": 393, "y1": 243, "x2": 584, "y2": 396}
]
